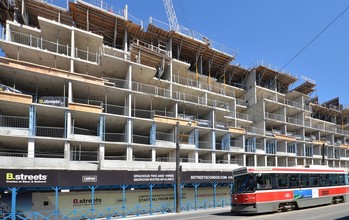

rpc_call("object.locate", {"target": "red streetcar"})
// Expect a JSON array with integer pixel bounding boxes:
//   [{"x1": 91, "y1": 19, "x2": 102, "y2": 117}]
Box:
[{"x1": 231, "y1": 166, "x2": 349, "y2": 213}]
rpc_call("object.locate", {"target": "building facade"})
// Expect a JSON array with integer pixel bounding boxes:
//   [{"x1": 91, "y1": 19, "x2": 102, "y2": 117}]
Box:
[{"x1": 0, "y1": 0, "x2": 349, "y2": 218}]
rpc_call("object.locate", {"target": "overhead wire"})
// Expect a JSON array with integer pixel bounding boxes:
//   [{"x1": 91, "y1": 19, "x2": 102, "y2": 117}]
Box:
[
  {"x1": 281, "y1": 4, "x2": 349, "y2": 70},
  {"x1": 176, "y1": 0, "x2": 191, "y2": 30}
]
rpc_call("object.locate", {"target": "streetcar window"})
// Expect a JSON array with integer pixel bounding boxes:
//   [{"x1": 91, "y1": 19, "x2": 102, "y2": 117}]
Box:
[
  {"x1": 329, "y1": 174, "x2": 338, "y2": 186},
  {"x1": 299, "y1": 174, "x2": 309, "y2": 187},
  {"x1": 256, "y1": 174, "x2": 272, "y2": 190},
  {"x1": 289, "y1": 174, "x2": 299, "y2": 188},
  {"x1": 320, "y1": 174, "x2": 329, "y2": 186},
  {"x1": 338, "y1": 174, "x2": 345, "y2": 185},
  {"x1": 234, "y1": 174, "x2": 255, "y2": 193},
  {"x1": 309, "y1": 174, "x2": 319, "y2": 187},
  {"x1": 346, "y1": 174, "x2": 349, "y2": 185},
  {"x1": 276, "y1": 174, "x2": 288, "y2": 188}
]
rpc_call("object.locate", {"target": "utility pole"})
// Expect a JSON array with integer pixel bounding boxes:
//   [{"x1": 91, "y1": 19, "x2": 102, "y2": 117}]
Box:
[
  {"x1": 175, "y1": 121, "x2": 181, "y2": 213},
  {"x1": 321, "y1": 143, "x2": 325, "y2": 165}
]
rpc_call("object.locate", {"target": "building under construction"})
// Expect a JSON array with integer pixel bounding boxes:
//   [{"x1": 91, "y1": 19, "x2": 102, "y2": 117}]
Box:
[{"x1": 0, "y1": 0, "x2": 349, "y2": 218}]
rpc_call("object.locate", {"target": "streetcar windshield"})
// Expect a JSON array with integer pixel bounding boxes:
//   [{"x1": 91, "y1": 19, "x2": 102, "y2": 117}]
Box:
[{"x1": 233, "y1": 174, "x2": 255, "y2": 193}]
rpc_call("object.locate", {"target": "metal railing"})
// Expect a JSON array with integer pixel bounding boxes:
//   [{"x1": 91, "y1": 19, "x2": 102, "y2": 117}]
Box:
[
  {"x1": 0, "y1": 115, "x2": 29, "y2": 128},
  {"x1": 156, "y1": 132, "x2": 174, "y2": 142},
  {"x1": 312, "y1": 123, "x2": 325, "y2": 131},
  {"x1": 104, "y1": 103, "x2": 126, "y2": 115},
  {"x1": 104, "y1": 155, "x2": 127, "y2": 160},
  {"x1": 71, "y1": 151, "x2": 98, "y2": 161},
  {"x1": 287, "y1": 117, "x2": 303, "y2": 126},
  {"x1": 215, "y1": 122, "x2": 228, "y2": 130},
  {"x1": 132, "y1": 38, "x2": 168, "y2": 56},
  {"x1": 265, "y1": 112, "x2": 284, "y2": 122},
  {"x1": 258, "y1": 93, "x2": 303, "y2": 109},
  {"x1": 199, "y1": 159, "x2": 212, "y2": 164},
  {"x1": 35, "y1": 153, "x2": 64, "y2": 159},
  {"x1": 153, "y1": 110, "x2": 175, "y2": 118},
  {"x1": 236, "y1": 112, "x2": 253, "y2": 121},
  {"x1": 149, "y1": 17, "x2": 236, "y2": 57},
  {"x1": 132, "y1": 134, "x2": 150, "y2": 144},
  {"x1": 73, "y1": 127, "x2": 98, "y2": 136},
  {"x1": 104, "y1": 132, "x2": 125, "y2": 142},
  {"x1": 0, "y1": 151, "x2": 27, "y2": 157},
  {"x1": 8, "y1": 30, "x2": 100, "y2": 63},
  {"x1": 241, "y1": 125, "x2": 264, "y2": 135},
  {"x1": 230, "y1": 140, "x2": 243, "y2": 148},
  {"x1": 133, "y1": 157, "x2": 152, "y2": 162},
  {"x1": 236, "y1": 98, "x2": 247, "y2": 106},
  {"x1": 83, "y1": 0, "x2": 125, "y2": 17},
  {"x1": 75, "y1": 47, "x2": 100, "y2": 63},
  {"x1": 74, "y1": 98, "x2": 103, "y2": 107},
  {"x1": 157, "y1": 157, "x2": 195, "y2": 163},
  {"x1": 36, "y1": 126, "x2": 65, "y2": 138},
  {"x1": 132, "y1": 108, "x2": 152, "y2": 119},
  {"x1": 102, "y1": 77, "x2": 128, "y2": 89},
  {"x1": 132, "y1": 81, "x2": 171, "y2": 98},
  {"x1": 172, "y1": 75, "x2": 236, "y2": 97},
  {"x1": 256, "y1": 60, "x2": 297, "y2": 78}
]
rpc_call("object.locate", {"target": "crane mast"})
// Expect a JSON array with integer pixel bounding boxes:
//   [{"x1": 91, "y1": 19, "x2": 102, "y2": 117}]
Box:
[{"x1": 163, "y1": 0, "x2": 180, "y2": 32}]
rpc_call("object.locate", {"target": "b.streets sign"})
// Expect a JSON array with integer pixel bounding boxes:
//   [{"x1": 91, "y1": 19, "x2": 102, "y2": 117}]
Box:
[{"x1": 0, "y1": 170, "x2": 233, "y2": 188}]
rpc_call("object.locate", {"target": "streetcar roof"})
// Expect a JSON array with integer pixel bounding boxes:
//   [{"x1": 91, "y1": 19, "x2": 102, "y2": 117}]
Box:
[{"x1": 233, "y1": 166, "x2": 347, "y2": 176}]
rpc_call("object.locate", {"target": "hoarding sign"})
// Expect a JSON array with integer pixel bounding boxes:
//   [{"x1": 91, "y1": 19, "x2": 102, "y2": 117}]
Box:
[{"x1": 0, "y1": 169, "x2": 233, "y2": 187}]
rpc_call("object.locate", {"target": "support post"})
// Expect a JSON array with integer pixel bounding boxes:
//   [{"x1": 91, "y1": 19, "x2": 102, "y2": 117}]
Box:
[
  {"x1": 10, "y1": 187, "x2": 18, "y2": 220},
  {"x1": 53, "y1": 187, "x2": 60, "y2": 220},
  {"x1": 322, "y1": 143, "x2": 325, "y2": 165},
  {"x1": 149, "y1": 184, "x2": 154, "y2": 215},
  {"x1": 229, "y1": 183, "x2": 234, "y2": 206},
  {"x1": 193, "y1": 183, "x2": 200, "y2": 210},
  {"x1": 172, "y1": 184, "x2": 176, "y2": 212},
  {"x1": 212, "y1": 183, "x2": 218, "y2": 208},
  {"x1": 175, "y1": 121, "x2": 181, "y2": 213},
  {"x1": 89, "y1": 186, "x2": 97, "y2": 219},
  {"x1": 121, "y1": 185, "x2": 127, "y2": 217}
]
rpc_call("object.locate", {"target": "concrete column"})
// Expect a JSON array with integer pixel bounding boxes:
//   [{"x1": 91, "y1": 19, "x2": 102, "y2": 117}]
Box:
[
  {"x1": 198, "y1": 55, "x2": 203, "y2": 75},
  {"x1": 126, "y1": 64, "x2": 132, "y2": 90},
  {"x1": 123, "y1": 29, "x2": 128, "y2": 60},
  {"x1": 64, "y1": 141, "x2": 70, "y2": 161},
  {"x1": 99, "y1": 143, "x2": 105, "y2": 162},
  {"x1": 28, "y1": 138, "x2": 35, "y2": 158},
  {"x1": 275, "y1": 156, "x2": 278, "y2": 167},
  {"x1": 126, "y1": 118, "x2": 132, "y2": 144},
  {"x1": 70, "y1": 28, "x2": 75, "y2": 73},
  {"x1": 169, "y1": 59, "x2": 173, "y2": 97},
  {"x1": 68, "y1": 81, "x2": 73, "y2": 103},
  {"x1": 254, "y1": 154, "x2": 257, "y2": 167},
  {"x1": 195, "y1": 151, "x2": 198, "y2": 163},
  {"x1": 151, "y1": 148, "x2": 156, "y2": 162},
  {"x1": 211, "y1": 152, "x2": 216, "y2": 164},
  {"x1": 29, "y1": 105, "x2": 36, "y2": 137},
  {"x1": 211, "y1": 130, "x2": 216, "y2": 150},
  {"x1": 188, "y1": 151, "x2": 195, "y2": 163},
  {"x1": 264, "y1": 156, "x2": 267, "y2": 167},
  {"x1": 5, "y1": 22, "x2": 10, "y2": 41},
  {"x1": 243, "y1": 154, "x2": 246, "y2": 167},
  {"x1": 224, "y1": 154, "x2": 231, "y2": 164},
  {"x1": 126, "y1": 64, "x2": 132, "y2": 118},
  {"x1": 169, "y1": 149, "x2": 176, "y2": 162},
  {"x1": 66, "y1": 110, "x2": 72, "y2": 139},
  {"x1": 126, "y1": 145, "x2": 133, "y2": 161}
]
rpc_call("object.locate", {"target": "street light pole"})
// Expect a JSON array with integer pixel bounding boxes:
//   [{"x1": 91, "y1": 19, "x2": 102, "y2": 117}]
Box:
[
  {"x1": 321, "y1": 143, "x2": 325, "y2": 165},
  {"x1": 175, "y1": 121, "x2": 181, "y2": 213}
]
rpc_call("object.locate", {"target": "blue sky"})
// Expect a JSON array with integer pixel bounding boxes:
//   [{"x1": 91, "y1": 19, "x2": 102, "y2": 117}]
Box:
[{"x1": 4, "y1": 0, "x2": 349, "y2": 105}]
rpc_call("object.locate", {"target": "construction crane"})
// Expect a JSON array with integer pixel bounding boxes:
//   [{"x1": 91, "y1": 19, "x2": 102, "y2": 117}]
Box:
[{"x1": 162, "y1": 0, "x2": 180, "y2": 32}]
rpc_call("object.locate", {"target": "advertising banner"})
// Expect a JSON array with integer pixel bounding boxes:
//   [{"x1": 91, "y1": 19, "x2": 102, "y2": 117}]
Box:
[{"x1": 0, "y1": 169, "x2": 233, "y2": 188}]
